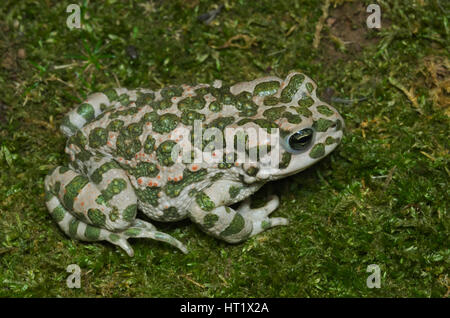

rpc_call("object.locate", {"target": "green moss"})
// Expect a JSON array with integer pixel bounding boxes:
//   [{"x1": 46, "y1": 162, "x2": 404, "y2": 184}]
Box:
[{"x1": 0, "y1": 0, "x2": 448, "y2": 299}]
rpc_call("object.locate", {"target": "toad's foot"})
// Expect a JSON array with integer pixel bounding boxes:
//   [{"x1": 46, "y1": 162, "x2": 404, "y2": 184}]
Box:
[
  {"x1": 237, "y1": 195, "x2": 289, "y2": 236},
  {"x1": 111, "y1": 218, "x2": 188, "y2": 256}
]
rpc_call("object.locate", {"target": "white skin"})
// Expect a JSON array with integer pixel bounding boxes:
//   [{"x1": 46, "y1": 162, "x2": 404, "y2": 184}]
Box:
[{"x1": 44, "y1": 72, "x2": 344, "y2": 256}]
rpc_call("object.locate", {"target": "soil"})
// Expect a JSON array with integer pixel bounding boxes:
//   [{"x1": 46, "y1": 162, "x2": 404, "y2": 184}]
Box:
[{"x1": 321, "y1": 2, "x2": 387, "y2": 63}]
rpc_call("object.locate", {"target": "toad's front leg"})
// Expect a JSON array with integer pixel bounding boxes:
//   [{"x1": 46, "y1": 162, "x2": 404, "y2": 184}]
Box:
[
  {"x1": 188, "y1": 181, "x2": 288, "y2": 243},
  {"x1": 44, "y1": 158, "x2": 187, "y2": 256}
]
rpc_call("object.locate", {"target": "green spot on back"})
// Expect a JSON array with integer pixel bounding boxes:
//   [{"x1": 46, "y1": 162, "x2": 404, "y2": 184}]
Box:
[
  {"x1": 104, "y1": 89, "x2": 119, "y2": 102},
  {"x1": 161, "y1": 86, "x2": 183, "y2": 99},
  {"x1": 152, "y1": 113, "x2": 179, "y2": 134},
  {"x1": 89, "y1": 127, "x2": 108, "y2": 148},
  {"x1": 254, "y1": 81, "x2": 280, "y2": 97},
  {"x1": 297, "y1": 97, "x2": 315, "y2": 108},
  {"x1": 177, "y1": 96, "x2": 206, "y2": 111},
  {"x1": 156, "y1": 140, "x2": 177, "y2": 166},
  {"x1": 116, "y1": 134, "x2": 141, "y2": 160},
  {"x1": 77, "y1": 103, "x2": 95, "y2": 122},
  {"x1": 208, "y1": 101, "x2": 222, "y2": 112},
  {"x1": 130, "y1": 162, "x2": 159, "y2": 178},
  {"x1": 181, "y1": 110, "x2": 206, "y2": 126},
  {"x1": 135, "y1": 187, "x2": 160, "y2": 206},
  {"x1": 164, "y1": 168, "x2": 207, "y2": 197},
  {"x1": 263, "y1": 106, "x2": 286, "y2": 121},
  {"x1": 280, "y1": 74, "x2": 305, "y2": 103},
  {"x1": 136, "y1": 92, "x2": 155, "y2": 107},
  {"x1": 144, "y1": 135, "x2": 156, "y2": 154},
  {"x1": 208, "y1": 116, "x2": 235, "y2": 131},
  {"x1": 313, "y1": 118, "x2": 335, "y2": 132},
  {"x1": 91, "y1": 161, "x2": 121, "y2": 184},
  {"x1": 317, "y1": 105, "x2": 334, "y2": 117},
  {"x1": 282, "y1": 111, "x2": 302, "y2": 124}
]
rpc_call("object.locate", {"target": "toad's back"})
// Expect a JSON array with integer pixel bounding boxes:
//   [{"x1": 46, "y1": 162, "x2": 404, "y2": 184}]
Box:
[{"x1": 45, "y1": 71, "x2": 344, "y2": 256}]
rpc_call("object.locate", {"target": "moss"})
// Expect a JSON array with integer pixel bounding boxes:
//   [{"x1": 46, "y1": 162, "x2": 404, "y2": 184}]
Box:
[{"x1": 0, "y1": 0, "x2": 448, "y2": 298}]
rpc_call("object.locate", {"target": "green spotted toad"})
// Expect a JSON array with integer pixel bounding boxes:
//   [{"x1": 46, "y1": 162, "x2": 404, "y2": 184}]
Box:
[{"x1": 44, "y1": 71, "x2": 344, "y2": 256}]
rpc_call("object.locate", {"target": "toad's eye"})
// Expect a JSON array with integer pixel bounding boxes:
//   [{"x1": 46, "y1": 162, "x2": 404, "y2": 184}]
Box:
[{"x1": 285, "y1": 128, "x2": 314, "y2": 153}]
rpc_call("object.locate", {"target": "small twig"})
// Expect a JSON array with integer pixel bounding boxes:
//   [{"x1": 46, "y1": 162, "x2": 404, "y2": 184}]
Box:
[
  {"x1": 112, "y1": 73, "x2": 121, "y2": 88},
  {"x1": 388, "y1": 77, "x2": 423, "y2": 114},
  {"x1": 267, "y1": 49, "x2": 286, "y2": 57},
  {"x1": 214, "y1": 34, "x2": 255, "y2": 50},
  {"x1": 29, "y1": 119, "x2": 55, "y2": 130},
  {"x1": 371, "y1": 175, "x2": 388, "y2": 179},
  {"x1": 383, "y1": 165, "x2": 396, "y2": 188},
  {"x1": 420, "y1": 151, "x2": 436, "y2": 161},
  {"x1": 179, "y1": 274, "x2": 206, "y2": 289},
  {"x1": 53, "y1": 62, "x2": 83, "y2": 70},
  {"x1": 0, "y1": 247, "x2": 16, "y2": 255},
  {"x1": 313, "y1": 0, "x2": 330, "y2": 49},
  {"x1": 331, "y1": 96, "x2": 368, "y2": 105},
  {"x1": 47, "y1": 74, "x2": 74, "y2": 88}
]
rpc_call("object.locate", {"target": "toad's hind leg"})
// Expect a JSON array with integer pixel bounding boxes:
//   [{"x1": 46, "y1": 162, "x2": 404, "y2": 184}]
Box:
[
  {"x1": 44, "y1": 164, "x2": 187, "y2": 256},
  {"x1": 188, "y1": 181, "x2": 288, "y2": 244}
]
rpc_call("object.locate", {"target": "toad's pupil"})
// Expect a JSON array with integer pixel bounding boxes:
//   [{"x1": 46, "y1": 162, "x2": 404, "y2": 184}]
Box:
[{"x1": 289, "y1": 129, "x2": 313, "y2": 150}]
